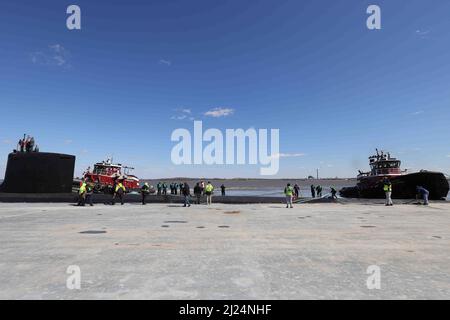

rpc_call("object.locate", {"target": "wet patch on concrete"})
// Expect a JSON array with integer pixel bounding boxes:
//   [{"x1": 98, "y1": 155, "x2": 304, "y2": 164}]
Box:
[
  {"x1": 224, "y1": 211, "x2": 240, "y2": 214},
  {"x1": 298, "y1": 217, "x2": 305, "y2": 219},
  {"x1": 432, "y1": 236, "x2": 442, "y2": 239},
  {"x1": 218, "y1": 225, "x2": 230, "y2": 228},
  {"x1": 161, "y1": 225, "x2": 170, "y2": 228},
  {"x1": 360, "y1": 225, "x2": 376, "y2": 228},
  {"x1": 196, "y1": 226, "x2": 205, "y2": 229},
  {"x1": 79, "y1": 230, "x2": 107, "y2": 234}
]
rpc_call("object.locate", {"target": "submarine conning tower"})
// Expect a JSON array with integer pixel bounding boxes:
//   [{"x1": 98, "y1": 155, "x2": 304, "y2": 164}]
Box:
[{"x1": 0, "y1": 152, "x2": 75, "y2": 193}]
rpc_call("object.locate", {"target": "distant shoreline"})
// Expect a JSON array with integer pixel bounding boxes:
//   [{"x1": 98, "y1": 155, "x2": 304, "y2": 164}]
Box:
[
  {"x1": 141, "y1": 177, "x2": 356, "y2": 181},
  {"x1": 140, "y1": 178, "x2": 357, "y2": 190},
  {"x1": 140, "y1": 177, "x2": 356, "y2": 182}
]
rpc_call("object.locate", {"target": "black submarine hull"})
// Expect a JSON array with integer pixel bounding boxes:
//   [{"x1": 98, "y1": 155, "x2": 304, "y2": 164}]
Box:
[
  {"x1": 340, "y1": 171, "x2": 449, "y2": 200},
  {"x1": 0, "y1": 152, "x2": 75, "y2": 193}
]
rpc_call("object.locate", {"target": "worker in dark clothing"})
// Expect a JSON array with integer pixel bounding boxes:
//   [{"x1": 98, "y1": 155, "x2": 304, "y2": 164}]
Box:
[
  {"x1": 194, "y1": 183, "x2": 202, "y2": 204},
  {"x1": 330, "y1": 187, "x2": 337, "y2": 199},
  {"x1": 173, "y1": 182, "x2": 178, "y2": 195},
  {"x1": 24, "y1": 135, "x2": 34, "y2": 152},
  {"x1": 29, "y1": 136, "x2": 35, "y2": 152},
  {"x1": 310, "y1": 185, "x2": 316, "y2": 198},
  {"x1": 220, "y1": 184, "x2": 226, "y2": 196},
  {"x1": 156, "y1": 182, "x2": 162, "y2": 195},
  {"x1": 179, "y1": 182, "x2": 183, "y2": 195},
  {"x1": 141, "y1": 182, "x2": 150, "y2": 205},
  {"x1": 85, "y1": 182, "x2": 94, "y2": 206},
  {"x1": 182, "y1": 182, "x2": 191, "y2": 207},
  {"x1": 24, "y1": 135, "x2": 30, "y2": 152},
  {"x1": 294, "y1": 184, "x2": 300, "y2": 199},
  {"x1": 17, "y1": 138, "x2": 24, "y2": 152},
  {"x1": 416, "y1": 186, "x2": 429, "y2": 205},
  {"x1": 316, "y1": 185, "x2": 322, "y2": 197},
  {"x1": 162, "y1": 182, "x2": 167, "y2": 195}
]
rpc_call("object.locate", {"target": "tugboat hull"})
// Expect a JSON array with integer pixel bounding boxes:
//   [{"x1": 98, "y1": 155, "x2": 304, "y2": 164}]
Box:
[{"x1": 340, "y1": 171, "x2": 449, "y2": 200}]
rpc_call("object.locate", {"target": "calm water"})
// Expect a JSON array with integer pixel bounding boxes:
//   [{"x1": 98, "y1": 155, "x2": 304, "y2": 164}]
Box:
[
  {"x1": 225, "y1": 187, "x2": 450, "y2": 200},
  {"x1": 223, "y1": 186, "x2": 343, "y2": 198}
]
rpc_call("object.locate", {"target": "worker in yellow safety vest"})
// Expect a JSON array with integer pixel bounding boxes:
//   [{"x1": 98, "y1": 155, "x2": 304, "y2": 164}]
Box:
[
  {"x1": 112, "y1": 181, "x2": 126, "y2": 205},
  {"x1": 141, "y1": 182, "x2": 150, "y2": 205},
  {"x1": 77, "y1": 180, "x2": 87, "y2": 206},
  {"x1": 205, "y1": 182, "x2": 214, "y2": 205},
  {"x1": 383, "y1": 178, "x2": 393, "y2": 206},
  {"x1": 284, "y1": 183, "x2": 294, "y2": 208}
]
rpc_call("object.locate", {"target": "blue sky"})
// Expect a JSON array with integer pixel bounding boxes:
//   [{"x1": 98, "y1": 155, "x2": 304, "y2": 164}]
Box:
[{"x1": 0, "y1": 0, "x2": 449, "y2": 178}]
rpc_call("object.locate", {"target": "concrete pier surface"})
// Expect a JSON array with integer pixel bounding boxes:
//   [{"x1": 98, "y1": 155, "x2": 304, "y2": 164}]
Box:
[{"x1": 0, "y1": 202, "x2": 449, "y2": 299}]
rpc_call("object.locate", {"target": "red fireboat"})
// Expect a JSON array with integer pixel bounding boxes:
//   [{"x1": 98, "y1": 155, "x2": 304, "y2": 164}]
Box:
[{"x1": 83, "y1": 159, "x2": 140, "y2": 193}]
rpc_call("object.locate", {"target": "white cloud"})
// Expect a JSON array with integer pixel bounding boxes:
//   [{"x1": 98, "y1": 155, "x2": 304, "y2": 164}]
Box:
[
  {"x1": 49, "y1": 44, "x2": 64, "y2": 53},
  {"x1": 171, "y1": 114, "x2": 188, "y2": 120},
  {"x1": 159, "y1": 59, "x2": 171, "y2": 66},
  {"x1": 171, "y1": 108, "x2": 194, "y2": 121},
  {"x1": 2, "y1": 139, "x2": 12, "y2": 144},
  {"x1": 446, "y1": 155, "x2": 450, "y2": 158},
  {"x1": 411, "y1": 110, "x2": 424, "y2": 115},
  {"x1": 271, "y1": 153, "x2": 306, "y2": 159},
  {"x1": 416, "y1": 30, "x2": 430, "y2": 36},
  {"x1": 31, "y1": 44, "x2": 71, "y2": 67},
  {"x1": 64, "y1": 139, "x2": 73, "y2": 145},
  {"x1": 415, "y1": 29, "x2": 431, "y2": 39},
  {"x1": 204, "y1": 107, "x2": 234, "y2": 118}
]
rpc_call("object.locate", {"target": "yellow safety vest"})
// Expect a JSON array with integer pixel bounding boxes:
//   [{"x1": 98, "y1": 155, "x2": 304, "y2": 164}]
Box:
[
  {"x1": 115, "y1": 183, "x2": 125, "y2": 192},
  {"x1": 284, "y1": 186, "x2": 293, "y2": 196},
  {"x1": 79, "y1": 183, "x2": 87, "y2": 194},
  {"x1": 383, "y1": 184, "x2": 392, "y2": 192},
  {"x1": 205, "y1": 184, "x2": 214, "y2": 192}
]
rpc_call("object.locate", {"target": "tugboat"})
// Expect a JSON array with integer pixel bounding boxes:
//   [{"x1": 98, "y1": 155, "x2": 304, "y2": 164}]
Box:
[
  {"x1": 83, "y1": 159, "x2": 140, "y2": 193},
  {"x1": 340, "y1": 149, "x2": 449, "y2": 200}
]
